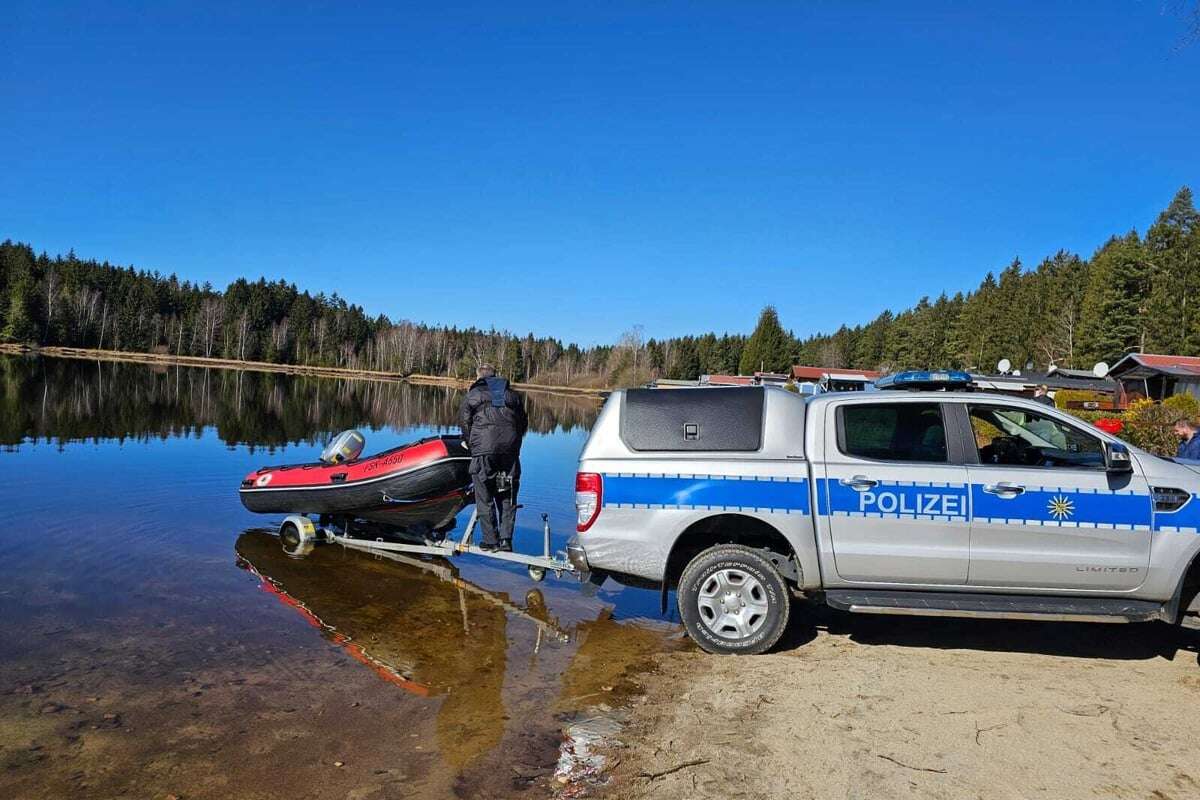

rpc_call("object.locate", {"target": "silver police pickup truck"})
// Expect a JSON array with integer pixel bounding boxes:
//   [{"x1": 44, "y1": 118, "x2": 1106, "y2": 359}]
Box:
[{"x1": 567, "y1": 379, "x2": 1200, "y2": 654}]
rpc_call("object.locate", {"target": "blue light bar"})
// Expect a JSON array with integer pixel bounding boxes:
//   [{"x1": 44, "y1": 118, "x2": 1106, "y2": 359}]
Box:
[{"x1": 875, "y1": 370, "x2": 973, "y2": 390}]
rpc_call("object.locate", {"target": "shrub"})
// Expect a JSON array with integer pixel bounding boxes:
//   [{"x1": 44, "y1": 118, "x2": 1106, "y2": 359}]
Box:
[
  {"x1": 1163, "y1": 393, "x2": 1200, "y2": 422},
  {"x1": 1120, "y1": 399, "x2": 1181, "y2": 456}
]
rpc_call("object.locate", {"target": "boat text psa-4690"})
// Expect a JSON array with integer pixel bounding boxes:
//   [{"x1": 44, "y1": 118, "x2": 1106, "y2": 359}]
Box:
[{"x1": 238, "y1": 430, "x2": 578, "y2": 582}]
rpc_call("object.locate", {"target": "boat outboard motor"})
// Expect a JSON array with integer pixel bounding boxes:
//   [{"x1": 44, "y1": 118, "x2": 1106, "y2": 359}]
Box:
[{"x1": 320, "y1": 430, "x2": 366, "y2": 465}]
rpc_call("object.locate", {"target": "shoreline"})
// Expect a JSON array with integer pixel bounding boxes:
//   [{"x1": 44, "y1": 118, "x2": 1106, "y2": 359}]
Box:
[
  {"x1": 596, "y1": 605, "x2": 1200, "y2": 800},
  {"x1": 0, "y1": 343, "x2": 606, "y2": 399}
]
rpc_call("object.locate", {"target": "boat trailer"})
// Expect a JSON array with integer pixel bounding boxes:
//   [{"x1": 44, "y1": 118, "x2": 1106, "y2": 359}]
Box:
[{"x1": 277, "y1": 507, "x2": 577, "y2": 583}]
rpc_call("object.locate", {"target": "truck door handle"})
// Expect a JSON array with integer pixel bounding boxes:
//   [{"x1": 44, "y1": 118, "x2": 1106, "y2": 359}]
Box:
[
  {"x1": 839, "y1": 475, "x2": 879, "y2": 491},
  {"x1": 983, "y1": 482, "x2": 1025, "y2": 497}
]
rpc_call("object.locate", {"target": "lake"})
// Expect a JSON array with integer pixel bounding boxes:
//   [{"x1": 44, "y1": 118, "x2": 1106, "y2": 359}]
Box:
[{"x1": 0, "y1": 355, "x2": 679, "y2": 800}]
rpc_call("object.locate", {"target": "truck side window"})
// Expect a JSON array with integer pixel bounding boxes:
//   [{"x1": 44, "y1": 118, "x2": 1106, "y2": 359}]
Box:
[
  {"x1": 839, "y1": 403, "x2": 947, "y2": 463},
  {"x1": 968, "y1": 405, "x2": 1104, "y2": 469}
]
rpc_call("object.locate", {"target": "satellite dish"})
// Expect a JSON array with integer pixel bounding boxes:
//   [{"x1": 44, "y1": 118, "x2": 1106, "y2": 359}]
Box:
[
  {"x1": 997, "y1": 358, "x2": 1012, "y2": 374},
  {"x1": 1012, "y1": 369, "x2": 1022, "y2": 377},
  {"x1": 1093, "y1": 361, "x2": 1110, "y2": 378}
]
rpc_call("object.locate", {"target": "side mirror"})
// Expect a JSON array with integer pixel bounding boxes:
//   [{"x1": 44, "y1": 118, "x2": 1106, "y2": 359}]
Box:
[{"x1": 1105, "y1": 442, "x2": 1133, "y2": 473}]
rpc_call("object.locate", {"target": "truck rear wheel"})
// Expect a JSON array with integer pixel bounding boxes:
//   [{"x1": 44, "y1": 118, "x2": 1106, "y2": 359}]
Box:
[{"x1": 678, "y1": 545, "x2": 790, "y2": 655}]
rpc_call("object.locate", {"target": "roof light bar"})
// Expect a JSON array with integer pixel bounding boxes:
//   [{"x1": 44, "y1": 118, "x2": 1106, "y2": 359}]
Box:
[{"x1": 874, "y1": 370, "x2": 973, "y2": 391}]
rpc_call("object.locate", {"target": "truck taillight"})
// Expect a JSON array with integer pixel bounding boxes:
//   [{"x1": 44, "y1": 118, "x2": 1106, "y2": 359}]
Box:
[{"x1": 575, "y1": 472, "x2": 603, "y2": 532}]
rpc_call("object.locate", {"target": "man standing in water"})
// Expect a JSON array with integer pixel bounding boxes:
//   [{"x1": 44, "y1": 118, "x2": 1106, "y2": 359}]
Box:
[{"x1": 459, "y1": 364, "x2": 529, "y2": 552}]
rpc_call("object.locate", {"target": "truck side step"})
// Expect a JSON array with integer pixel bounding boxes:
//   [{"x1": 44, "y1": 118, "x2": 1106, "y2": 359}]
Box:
[{"x1": 823, "y1": 589, "x2": 1164, "y2": 623}]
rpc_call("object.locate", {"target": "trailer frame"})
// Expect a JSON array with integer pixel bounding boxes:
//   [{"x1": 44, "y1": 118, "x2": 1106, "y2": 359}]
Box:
[{"x1": 278, "y1": 507, "x2": 576, "y2": 582}]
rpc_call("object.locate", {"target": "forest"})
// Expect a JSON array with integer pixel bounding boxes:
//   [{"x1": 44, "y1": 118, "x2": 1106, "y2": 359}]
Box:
[
  {"x1": 795, "y1": 187, "x2": 1200, "y2": 375},
  {"x1": 1, "y1": 186, "x2": 1196, "y2": 386}
]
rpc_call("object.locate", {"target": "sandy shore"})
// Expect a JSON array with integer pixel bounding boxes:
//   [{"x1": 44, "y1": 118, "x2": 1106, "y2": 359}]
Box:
[{"x1": 599, "y1": 603, "x2": 1200, "y2": 800}]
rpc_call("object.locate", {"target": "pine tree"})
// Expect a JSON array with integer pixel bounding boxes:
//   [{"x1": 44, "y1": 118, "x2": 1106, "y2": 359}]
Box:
[
  {"x1": 1145, "y1": 187, "x2": 1200, "y2": 353},
  {"x1": 1031, "y1": 251, "x2": 1088, "y2": 368},
  {"x1": 850, "y1": 311, "x2": 892, "y2": 370},
  {"x1": 1, "y1": 274, "x2": 38, "y2": 342},
  {"x1": 1077, "y1": 233, "x2": 1149, "y2": 363},
  {"x1": 739, "y1": 306, "x2": 794, "y2": 374}
]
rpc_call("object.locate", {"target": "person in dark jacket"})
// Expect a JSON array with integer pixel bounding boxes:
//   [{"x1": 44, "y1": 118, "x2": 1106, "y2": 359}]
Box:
[
  {"x1": 1032, "y1": 385, "x2": 1055, "y2": 407},
  {"x1": 459, "y1": 364, "x2": 529, "y2": 551},
  {"x1": 1175, "y1": 418, "x2": 1200, "y2": 461}
]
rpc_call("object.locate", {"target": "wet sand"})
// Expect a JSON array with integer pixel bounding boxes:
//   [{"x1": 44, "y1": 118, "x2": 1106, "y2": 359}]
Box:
[
  {"x1": 600, "y1": 603, "x2": 1200, "y2": 800},
  {"x1": 1, "y1": 535, "x2": 675, "y2": 800}
]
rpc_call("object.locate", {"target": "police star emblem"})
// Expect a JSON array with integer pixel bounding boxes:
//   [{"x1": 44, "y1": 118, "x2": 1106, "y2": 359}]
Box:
[{"x1": 1048, "y1": 494, "x2": 1075, "y2": 521}]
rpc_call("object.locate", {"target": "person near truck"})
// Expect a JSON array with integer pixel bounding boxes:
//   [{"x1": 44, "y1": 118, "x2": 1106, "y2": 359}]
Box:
[
  {"x1": 459, "y1": 364, "x2": 528, "y2": 552},
  {"x1": 1032, "y1": 384, "x2": 1055, "y2": 406},
  {"x1": 1175, "y1": 417, "x2": 1200, "y2": 461}
]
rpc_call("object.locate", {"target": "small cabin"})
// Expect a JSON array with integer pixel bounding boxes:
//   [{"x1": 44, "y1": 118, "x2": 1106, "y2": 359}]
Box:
[{"x1": 1107, "y1": 353, "x2": 1200, "y2": 403}]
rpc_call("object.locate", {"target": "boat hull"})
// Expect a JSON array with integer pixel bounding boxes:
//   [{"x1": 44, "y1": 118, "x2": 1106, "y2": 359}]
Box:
[{"x1": 239, "y1": 435, "x2": 472, "y2": 527}]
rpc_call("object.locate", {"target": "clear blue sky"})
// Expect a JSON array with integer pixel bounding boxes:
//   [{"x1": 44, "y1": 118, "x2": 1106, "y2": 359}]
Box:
[{"x1": 3, "y1": 2, "x2": 1197, "y2": 346}]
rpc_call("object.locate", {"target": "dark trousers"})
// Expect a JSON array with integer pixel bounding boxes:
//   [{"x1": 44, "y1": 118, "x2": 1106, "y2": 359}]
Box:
[{"x1": 470, "y1": 453, "x2": 521, "y2": 546}]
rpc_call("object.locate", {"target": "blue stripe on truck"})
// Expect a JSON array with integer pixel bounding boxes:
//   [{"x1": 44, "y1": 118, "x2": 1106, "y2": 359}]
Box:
[{"x1": 602, "y1": 474, "x2": 810, "y2": 514}]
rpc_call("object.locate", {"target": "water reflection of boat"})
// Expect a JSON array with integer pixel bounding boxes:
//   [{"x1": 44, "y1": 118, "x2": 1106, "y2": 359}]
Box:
[
  {"x1": 234, "y1": 530, "x2": 570, "y2": 769},
  {"x1": 238, "y1": 434, "x2": 471, "y2": 530}
]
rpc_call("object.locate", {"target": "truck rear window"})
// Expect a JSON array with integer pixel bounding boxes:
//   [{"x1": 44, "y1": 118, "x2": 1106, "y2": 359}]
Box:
[
  {"x1": 838, "y1": 403, "x2": 947, "y2": 463},
  {"x1": 620, "y1": 388, "x2": 765, "y2": 452}
]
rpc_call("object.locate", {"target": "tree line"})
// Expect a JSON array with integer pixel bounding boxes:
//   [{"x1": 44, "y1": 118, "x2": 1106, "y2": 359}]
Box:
[
  {"x1": 795, "y1": 187, "x2": 1200, "y2": 374},
  {"x1": 0, "y1": 237, "x2": 756, "y2": 386},
  {"x1": 1, "y1": 185, "x2": 1196, "y2": 384}
]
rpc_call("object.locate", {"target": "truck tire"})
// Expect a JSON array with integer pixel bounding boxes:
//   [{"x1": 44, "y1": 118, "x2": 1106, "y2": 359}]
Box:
[{"x1": 678, "y1": 545, "x2": 790, "y2": 655}]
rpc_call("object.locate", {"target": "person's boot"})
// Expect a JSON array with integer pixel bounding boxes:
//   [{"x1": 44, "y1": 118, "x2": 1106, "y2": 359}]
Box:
[
  {"x1": 479, "y1": 540, "x2": 501, "y2": 552},
  {"x1": 497, "y1": 540, "x2": 513, "y2": 552}
]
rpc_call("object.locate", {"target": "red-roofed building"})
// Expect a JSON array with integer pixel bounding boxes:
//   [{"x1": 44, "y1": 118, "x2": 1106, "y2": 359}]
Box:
[
  {"x1": 791, "y1": 365, "x2": 882, "y2": 392},
  {"x1": 1107, "y1": 353, "x2": 1200, "y2": 402}
]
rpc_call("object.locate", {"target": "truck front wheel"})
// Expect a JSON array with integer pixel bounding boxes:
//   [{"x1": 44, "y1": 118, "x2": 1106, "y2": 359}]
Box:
[{"x1": 678, "y1": 545, "x2": 790, "y2": 655}]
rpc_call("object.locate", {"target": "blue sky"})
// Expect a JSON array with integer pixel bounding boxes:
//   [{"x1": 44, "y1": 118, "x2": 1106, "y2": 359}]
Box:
[{"x1": 2, "y1": 2, "x2": 1197, "y2": 345}]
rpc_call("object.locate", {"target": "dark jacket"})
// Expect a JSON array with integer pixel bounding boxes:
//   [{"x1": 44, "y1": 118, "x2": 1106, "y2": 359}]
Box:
[
  {"x1": 459, "y1": 377, "x2": 528, "y2": 456},
  {"x1": 1178, "y1": 434, "x2": 1200, "y2": 461}
]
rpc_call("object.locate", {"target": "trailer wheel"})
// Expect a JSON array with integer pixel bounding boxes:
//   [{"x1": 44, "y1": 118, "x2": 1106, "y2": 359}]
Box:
[
  {"x1": 527, "y1": 565, "x2": 546, "y2": 583},
  {"x1": 678, "y1": 545, "x2": 790, "y2": 655},
  {"x1": 280, "y1": 516, "x2": 316, "y2": 559}
]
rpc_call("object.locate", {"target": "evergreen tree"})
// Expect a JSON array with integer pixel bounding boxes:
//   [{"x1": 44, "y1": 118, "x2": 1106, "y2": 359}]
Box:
[
  {"x1": 1145, "y1": 187, "x2": 1200, "y2": 353},
  {"x1": 851, "y1": 311, "x2": 892, "y2": 370},
  {"x1": 1031, "y1": 251, "x2": 1088, "y2": 368},
  {"x1": 1077, "y1": 233, "x2": 1149, "y2": 364},
  {"x1": 1, "y1": 274, "x2": 38, "y2": 342},
  {"x1": 739, "y1": 305, "x2": 794, "y2": 374}
]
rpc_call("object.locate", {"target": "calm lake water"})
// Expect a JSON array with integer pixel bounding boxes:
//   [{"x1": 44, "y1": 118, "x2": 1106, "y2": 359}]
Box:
[{"x1": 0, "y1": 355, "x2": 678, "y2": 800}]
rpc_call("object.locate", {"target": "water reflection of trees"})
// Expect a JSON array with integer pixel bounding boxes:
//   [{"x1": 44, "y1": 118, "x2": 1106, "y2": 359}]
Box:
[{"x1": 0, "y1": 356, "x2": 600, "y2": 450}]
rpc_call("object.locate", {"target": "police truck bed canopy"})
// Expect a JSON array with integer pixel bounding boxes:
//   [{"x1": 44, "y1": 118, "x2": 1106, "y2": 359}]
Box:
[{"x1": 620, "y1": 387, "x2": 766, "y2": 451}]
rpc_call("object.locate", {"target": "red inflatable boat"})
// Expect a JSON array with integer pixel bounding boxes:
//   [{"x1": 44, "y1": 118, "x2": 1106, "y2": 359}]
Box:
[{"x1": 239, "y1": 434, "x2": 472, "y2": 528}]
